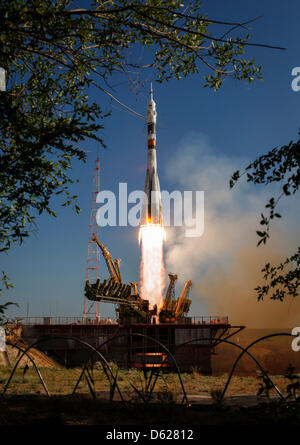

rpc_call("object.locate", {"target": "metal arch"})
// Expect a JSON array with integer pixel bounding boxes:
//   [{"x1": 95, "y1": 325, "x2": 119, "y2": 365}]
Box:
[
  {"x1": 175, "y1": 336, "x2": 284, "y2": 401},
  {"x1": 3, "y1": 332, "x2": 295, "y2": 405},
  {"x1": 2, "y1": 336, "x2": 124, "y2": 403},
  {"x1": 5, "y1": 341, "x2": 50, "y2": 396},
  {"x1": 96, "y1": 332, "x2": 189, "y2": 405},
  {"x1": 222, "y1": 332, "x2": 294, "y2": 401},
  {"x1": 71, "y1": 361, "x2": 124, "y2": 404}
]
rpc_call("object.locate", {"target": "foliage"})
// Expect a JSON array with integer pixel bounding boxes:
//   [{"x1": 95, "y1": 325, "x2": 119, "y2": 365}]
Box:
[
  {"x1": 0, "y1": 272, "x2": 15, "y2": 326},
  {"x1": 255, "y1": 249, "x2": 300, "y2": 301},
  {"x1": 0, "y1": 0, "x2": 284, "y2": 318},
  {"x1": 255, "y1": 365, "x2": 300, "y2": 423},
  {"x1": 230, "y1": 135, "x2": 300, "y2": 301},
  {"x1": 1, "y1": 0, "x2": 281, "y2": 254},
  {"x1": 256, "y1": 365, "x2": 300, "y2": 402},
  {"x1": 284, "y1": 364, "x2": 300, "y2": 400},
  {"x1": 256, "y1": 370, "x2": 274, "y2": 398},
  {"x1": 210, "y1": 388, "x2": 224, "y2": 408}
]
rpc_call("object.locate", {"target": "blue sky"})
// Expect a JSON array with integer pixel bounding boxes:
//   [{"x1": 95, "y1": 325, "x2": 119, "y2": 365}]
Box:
[{"x1": 3, "y1": 0, "x2": 300, "y2": 324}]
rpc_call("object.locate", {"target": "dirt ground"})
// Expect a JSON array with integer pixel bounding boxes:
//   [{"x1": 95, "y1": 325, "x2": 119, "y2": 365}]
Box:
[{"x1": 5, "y1": 341, "x2": 61, "y2": 369}]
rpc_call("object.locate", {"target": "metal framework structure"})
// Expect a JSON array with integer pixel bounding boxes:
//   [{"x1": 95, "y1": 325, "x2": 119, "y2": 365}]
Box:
[
  {"x1": 4, "y1": 332, "x2": 296, "y2": 406},
  {"x1": 18, "y1": 319, "x2": 243, "y2": 373},
  {"x1": 83, "y1": 153, "x2": 101, "y2": 320}
]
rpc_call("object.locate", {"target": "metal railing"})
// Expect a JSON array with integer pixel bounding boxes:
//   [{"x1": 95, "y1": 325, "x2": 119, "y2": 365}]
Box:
[
  {"x1": 14, "y1": 316, "x2": 118, "y2": 326},
  {"x1": 190, "y1": 316, "x2": 229, "y2": 325},
  {"x1": 14, "y1": 315, "x2": 229, "y2": 326}
]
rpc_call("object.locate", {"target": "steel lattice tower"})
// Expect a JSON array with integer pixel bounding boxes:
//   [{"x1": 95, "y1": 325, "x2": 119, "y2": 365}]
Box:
[{"x1": 83, "y1": 153, "x2": 101, "y2": 320}]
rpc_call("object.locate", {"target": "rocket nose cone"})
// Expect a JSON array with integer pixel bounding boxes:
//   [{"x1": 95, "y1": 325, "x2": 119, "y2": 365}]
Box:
[{"x1": 148, "y1": 83, "x2": 156, "y2": 108}]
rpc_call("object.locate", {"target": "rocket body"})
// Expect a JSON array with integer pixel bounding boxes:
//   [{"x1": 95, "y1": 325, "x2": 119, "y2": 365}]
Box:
[{"x1": 140, "y1": 85, "x2": 163, "y2": 226}]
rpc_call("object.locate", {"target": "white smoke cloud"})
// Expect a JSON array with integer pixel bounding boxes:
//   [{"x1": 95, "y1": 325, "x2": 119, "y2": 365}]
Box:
[{"x1": 163, "y1": 132, "x2": 300, "y2": 328}]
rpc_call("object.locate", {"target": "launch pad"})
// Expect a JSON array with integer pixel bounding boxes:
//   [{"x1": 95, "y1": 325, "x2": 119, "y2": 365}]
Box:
[
  {"x1": 14, "y1": 86, "x2": 246, "y2": 375},
  {"x1": 18, "y1": 317, "x2": 244, "y2": 374}
]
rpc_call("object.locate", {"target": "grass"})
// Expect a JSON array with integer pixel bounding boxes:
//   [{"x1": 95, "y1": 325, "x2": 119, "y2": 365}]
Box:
[
  {"x1": 1, "y1": 365, "x2": 300, "y2": 424},
  {"x1": 0, "y1": 365, "x2": 296, "y2": 399}
]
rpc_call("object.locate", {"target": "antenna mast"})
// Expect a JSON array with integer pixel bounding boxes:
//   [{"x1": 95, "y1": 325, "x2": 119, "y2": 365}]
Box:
[{"x1": 83, "y1": 152, "x2": 101, "y2": 320}]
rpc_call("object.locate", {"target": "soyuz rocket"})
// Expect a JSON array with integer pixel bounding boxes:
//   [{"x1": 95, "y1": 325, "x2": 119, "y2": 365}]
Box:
[{"x1": 140, "y1": 84, "x2": 163, "y2": 226}]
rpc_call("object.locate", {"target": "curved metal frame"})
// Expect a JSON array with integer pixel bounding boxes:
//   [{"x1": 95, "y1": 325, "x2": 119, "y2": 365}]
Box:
[
  {"x1": 2, "y1": 336, "x2": 124, "y2": 403},
  {"x1": 221, "y1": 333, "x2": 294, "y2": 401},
  {"x1": 2, "y1": 332, "x2": 297, "y2": 406},
  {"x1": 157, "y1": 334, "x2": 287, "y2": 400},
  {"x1": 5, "y1": 341, "x2": 50, "y2": 396},
  {"x1": 96, "y1": 332, "x2": 189, "y2": 405}
]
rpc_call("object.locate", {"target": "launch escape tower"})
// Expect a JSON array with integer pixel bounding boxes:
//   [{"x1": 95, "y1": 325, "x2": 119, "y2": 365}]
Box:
[{"x1": 83, "y1": 153, "x2": 101, "y2": 320}]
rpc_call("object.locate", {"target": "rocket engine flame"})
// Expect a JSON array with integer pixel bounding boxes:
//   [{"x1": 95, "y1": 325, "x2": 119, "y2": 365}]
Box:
[{"x1": 139, "y1": 223, "x2": 166, "y2": 310}]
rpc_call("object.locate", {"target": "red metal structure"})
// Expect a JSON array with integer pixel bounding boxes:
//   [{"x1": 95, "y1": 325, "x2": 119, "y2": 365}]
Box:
[
  {"x1": 83, "y1": 153, "x2": 101, "y2": 320},
  {"x1": 18, "y1": 318, "x2": 245, "y2": 373}
]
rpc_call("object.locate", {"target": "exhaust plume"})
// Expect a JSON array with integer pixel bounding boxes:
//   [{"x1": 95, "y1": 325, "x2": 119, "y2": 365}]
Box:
[
  {"x1": 164, "y1": 133, "x2": 299, "y2": 328},
  {"x1": 139, "y1": 224, "x2": 166, "y2": 309}
]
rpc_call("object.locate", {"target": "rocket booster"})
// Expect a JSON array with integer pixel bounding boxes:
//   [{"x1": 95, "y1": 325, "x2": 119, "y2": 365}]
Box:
[{"x1": 140, "y1": 84, "x2": 163, "y2": 226}]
